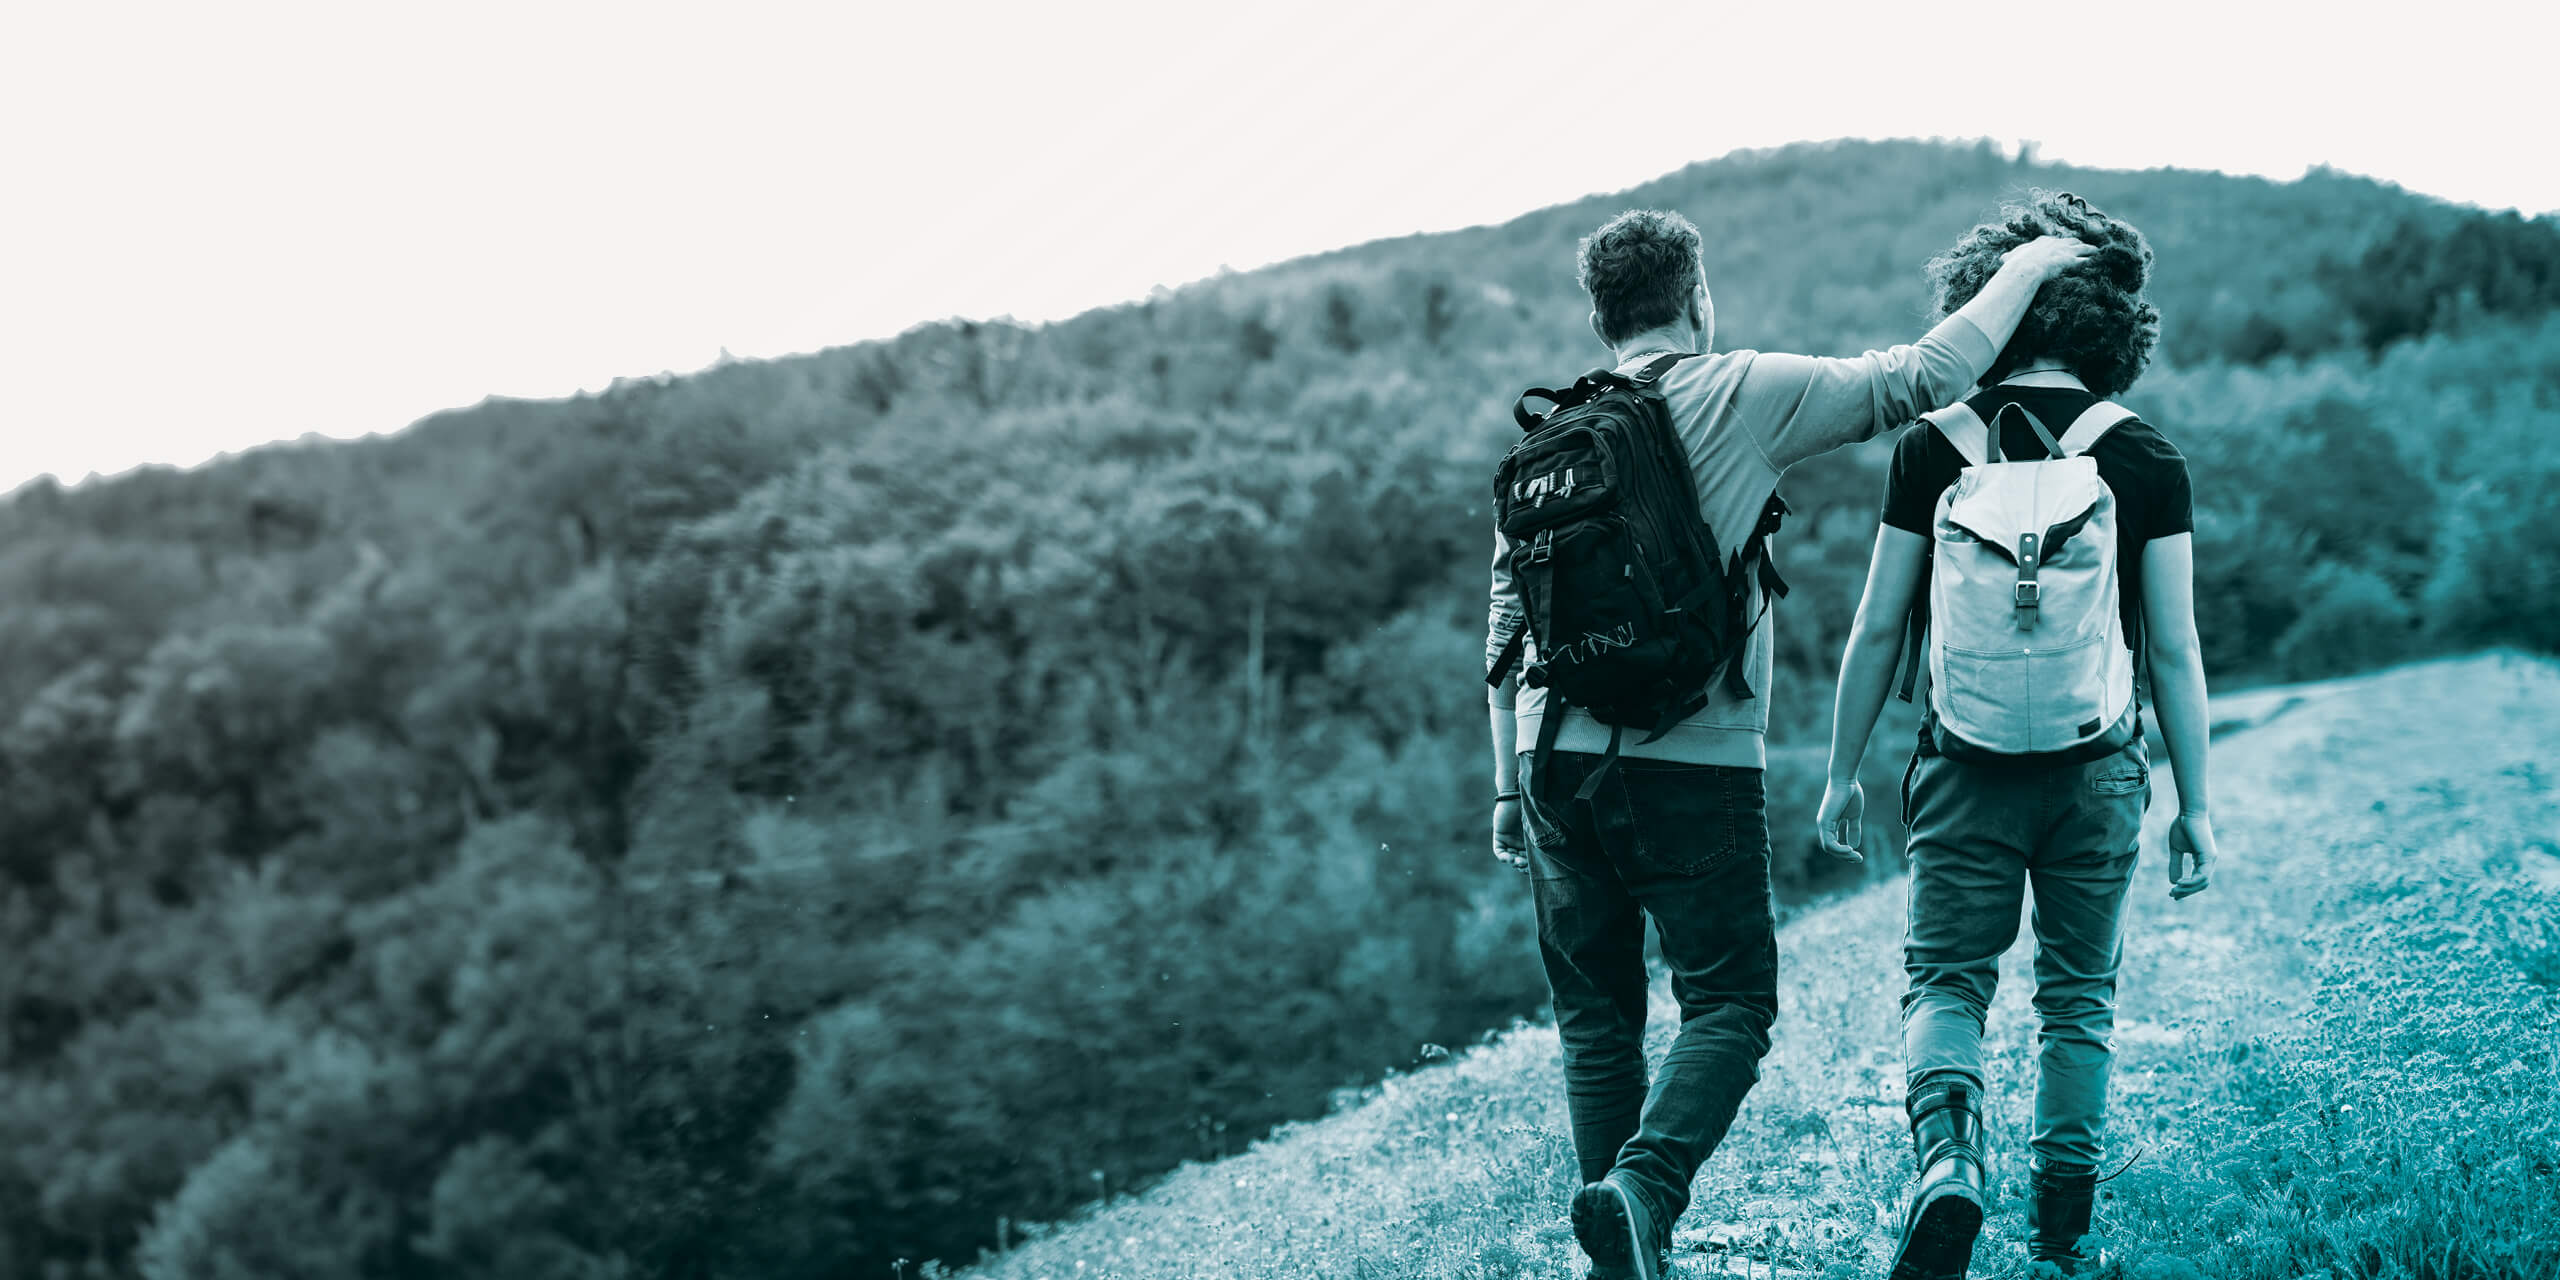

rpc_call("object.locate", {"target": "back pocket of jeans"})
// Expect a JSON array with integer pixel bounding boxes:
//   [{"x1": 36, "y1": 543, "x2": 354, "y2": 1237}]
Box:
[
  {"x1": 2089, "y1": 755, "x2": 2149, "y2": 796},
  {"x1": 1616, "y1": 760, "x2": 1751, "y2": 875}
]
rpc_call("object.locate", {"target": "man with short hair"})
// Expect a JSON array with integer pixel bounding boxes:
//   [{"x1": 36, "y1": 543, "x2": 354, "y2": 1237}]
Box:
[{"x1": 1489, "y1": 209, "x2": 2090, "y2": 1279}]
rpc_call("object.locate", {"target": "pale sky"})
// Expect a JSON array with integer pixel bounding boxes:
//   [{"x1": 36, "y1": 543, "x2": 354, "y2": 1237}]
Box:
[{"x1": 4, "y1": 0, "x2": 2552, "y2": 494}]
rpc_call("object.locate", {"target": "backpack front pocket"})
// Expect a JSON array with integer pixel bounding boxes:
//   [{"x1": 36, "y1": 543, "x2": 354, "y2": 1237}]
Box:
[
  {"x1": 1933, "y1": 641, "x2": 2031, "y2": 754},
  {"x1": 1495, "y1": 428, "x2": 1620, "y2": 538},
  {"x1": 1935, "y1": 630, "x2": 2117, "y2": 754},
  {"x1": 1532, "y1": 516, "x2": 1686, "y2": 705}
]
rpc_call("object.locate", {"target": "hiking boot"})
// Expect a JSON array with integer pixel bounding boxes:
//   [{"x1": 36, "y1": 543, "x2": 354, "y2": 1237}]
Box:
[
  {"x1": 1571, "y1": 1173, "x2": 1666, "y2": 1280},
  {"x1": 2027, "y1": 1161, "x2": 2099, "y2": 1274},
  {"x1": 1890, "y1": 1078, "x2": 1988, "y2": 1280}
]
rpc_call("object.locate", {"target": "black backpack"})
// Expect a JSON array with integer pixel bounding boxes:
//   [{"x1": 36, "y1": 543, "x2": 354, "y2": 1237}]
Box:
[{"x1": 1486, "y1": 353, "x2": 1788, "y2": 799}]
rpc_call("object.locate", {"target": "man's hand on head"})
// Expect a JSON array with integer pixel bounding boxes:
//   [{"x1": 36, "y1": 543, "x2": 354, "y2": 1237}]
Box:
[{"x1": 2001, "y1": 235, "x2": 2098, "y2": 282}]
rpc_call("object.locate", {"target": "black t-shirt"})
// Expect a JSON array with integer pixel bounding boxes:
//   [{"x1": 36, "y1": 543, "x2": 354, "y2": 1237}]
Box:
[{"x1": 1882, "y1": 383, "x2": 2194, "y2": 652}]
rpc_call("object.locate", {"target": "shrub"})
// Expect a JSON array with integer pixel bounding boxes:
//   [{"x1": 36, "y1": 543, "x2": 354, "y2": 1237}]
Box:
[{"x1": 2272, "y1": 564, "x2": 2418, "y2": 679}]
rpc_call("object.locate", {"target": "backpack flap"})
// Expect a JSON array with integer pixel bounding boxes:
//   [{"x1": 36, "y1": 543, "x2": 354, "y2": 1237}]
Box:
[
  {"x1": 1935, "y1": 457, "x2": 2104, "y2": 562},
  {"x1": 1934, "y1": 454, "x2": 2104, "y2": 630}
]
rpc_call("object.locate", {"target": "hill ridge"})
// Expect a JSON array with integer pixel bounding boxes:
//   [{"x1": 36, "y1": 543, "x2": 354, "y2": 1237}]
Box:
[{"x1": 4, "y1": 136, "x2": 2488, "y2": 509}]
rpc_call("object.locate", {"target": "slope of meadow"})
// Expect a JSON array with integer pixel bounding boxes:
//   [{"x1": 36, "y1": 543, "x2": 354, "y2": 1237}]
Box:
[{"x1": 962, "y1": 653, "x2": 2560, "y2": 1280}]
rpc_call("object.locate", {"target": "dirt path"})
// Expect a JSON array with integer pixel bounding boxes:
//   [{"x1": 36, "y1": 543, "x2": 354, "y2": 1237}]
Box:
[{"x1": 959, "y1": 653, "x2": 2560, "y2": 1280}]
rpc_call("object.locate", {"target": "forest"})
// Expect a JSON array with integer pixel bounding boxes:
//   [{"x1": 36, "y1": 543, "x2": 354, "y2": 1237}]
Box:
[{"x1": 1, "y1": 138, "x2": 2556, "y2": 1279}]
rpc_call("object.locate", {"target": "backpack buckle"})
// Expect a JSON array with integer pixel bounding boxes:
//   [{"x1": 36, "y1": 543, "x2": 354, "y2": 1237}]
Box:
[
  {"x1": 2014, "y1": 531, "x2": 2042, "y2": 627},
  {"x1": 2017, "y1": 529, "x2": 2037, "y2": 629},
  {"x1": 1520, "y1": 529, "x2": 1554, "y2": 566}
]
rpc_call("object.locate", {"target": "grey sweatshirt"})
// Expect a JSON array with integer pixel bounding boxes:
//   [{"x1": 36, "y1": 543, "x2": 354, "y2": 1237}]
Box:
[{"x1": 1488, "y1": 312, "x2": 2001, "y2": 769}]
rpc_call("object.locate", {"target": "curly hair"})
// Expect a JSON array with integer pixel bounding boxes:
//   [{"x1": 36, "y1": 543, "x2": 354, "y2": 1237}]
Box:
[
  {"x1": 1925, "y1": 190, "x2": 2160, "y2": 398},
  {"x1": 1578, "y1": 209, "x2": 1704, "y2": 345}
]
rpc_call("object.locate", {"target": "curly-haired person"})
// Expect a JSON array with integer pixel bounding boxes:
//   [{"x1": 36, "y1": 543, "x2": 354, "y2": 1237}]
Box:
[
  {"x1": 1487, "y1": 208, "x2": 2094, "y2": 1280},
  {"x1": 1818, "y1": 191, "x2": 2221, "y2": 1278}
]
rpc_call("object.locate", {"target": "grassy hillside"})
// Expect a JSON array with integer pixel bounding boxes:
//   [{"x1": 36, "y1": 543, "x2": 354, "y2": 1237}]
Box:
[
  {"x1": 1, "y1": 138, "x2": 2555, "y2": 1277},
  {"x1": 960, "y1": 653, "x2": 2560, "y2": 1280}
]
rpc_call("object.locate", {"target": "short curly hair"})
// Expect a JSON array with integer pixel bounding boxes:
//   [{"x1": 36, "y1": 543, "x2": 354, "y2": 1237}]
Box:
[
  {"x1": 1926, "y1": 190, "x2": 2160, "y2": 398},
  {"x1": 1578, "y1": 209, "x2": 1704, "y2": 346}
]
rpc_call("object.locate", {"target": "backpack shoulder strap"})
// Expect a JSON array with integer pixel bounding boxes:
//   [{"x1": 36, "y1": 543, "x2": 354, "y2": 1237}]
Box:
[
  {"x1": 1921, "y1": 403, "x2": 1991, "y2": 468},
  {"x1": 1625, "y1": 351, "x2": 1692, "y2": 385},
  {"x1": 2057, "y1": 400, "x2": 2138, "y2": 456},
  {"x1": 1987, "y1": 402, "x2": 2066, "y2": 459}
]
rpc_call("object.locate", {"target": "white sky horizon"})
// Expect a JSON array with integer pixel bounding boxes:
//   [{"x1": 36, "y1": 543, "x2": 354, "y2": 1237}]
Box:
[{"x1": 5, "y1": 0, "x2": 2554, "y2": 495}]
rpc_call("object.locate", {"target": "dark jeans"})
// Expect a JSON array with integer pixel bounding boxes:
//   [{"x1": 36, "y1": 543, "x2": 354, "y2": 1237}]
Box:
[
  {"x1": 1899, "y1": 738, "x2": 2148, "y2": 1169},
  {"x1": 1518, "y1": 749, "x2": 1779, "y2": 1228}
]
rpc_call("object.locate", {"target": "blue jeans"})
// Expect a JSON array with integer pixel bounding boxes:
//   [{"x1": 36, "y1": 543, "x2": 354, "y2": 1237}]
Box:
[
  {"x1": 1899, "y1": 738, "x2": 2149, "y2": 1169},
  {"x1": 1519, "y1": 750, "x2": 1779, "y2": 1227}
]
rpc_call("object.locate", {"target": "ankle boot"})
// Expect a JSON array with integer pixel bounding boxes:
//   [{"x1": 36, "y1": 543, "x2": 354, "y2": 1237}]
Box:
[
  {"x1": 2027, "y1": 1162, "x2": 2098, "y2": 1274},
  {"x1": 1889, "y1": 1078, "x2": 1987, "y2": 1280}
]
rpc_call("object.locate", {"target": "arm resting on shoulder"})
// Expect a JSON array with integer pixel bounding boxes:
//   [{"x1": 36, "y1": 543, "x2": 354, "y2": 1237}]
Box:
[
  {"x1": 1737, "y1": 315, "x2": 1995, "y2": 473},
  {"x1": 1743, "y1": 237, "x2": 2091, "y2": 471}
]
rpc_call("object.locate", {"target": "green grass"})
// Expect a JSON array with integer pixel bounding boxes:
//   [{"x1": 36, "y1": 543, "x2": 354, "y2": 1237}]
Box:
[{"x1": 953, "y1": 653, "x2": 2560, "y2": 1280}]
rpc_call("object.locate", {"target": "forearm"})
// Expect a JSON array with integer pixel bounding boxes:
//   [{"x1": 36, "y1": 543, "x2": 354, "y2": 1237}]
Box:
[
  {"x1": 1859, "y1": 311, "x2": 2003, "y2": 428},
  {"x1": 1948, "y1": 257, "x2": 2048, "y2": 365},
  {"x1": 1488, "y1": 524, "x2": 1525, "y2": 794},
  {"x1": 1827, "y1": 623, "x2": 1903, "y2": 781},
  {"x1": 1776, "y1": 244, "x2": 2072, "y2": 456},
  {"x1": 1744, "y1": 313, "x2": 1998, "y2": 469},
  {"x1": 2147, "y1": 640, "x2": 2212, "y2": 814}
]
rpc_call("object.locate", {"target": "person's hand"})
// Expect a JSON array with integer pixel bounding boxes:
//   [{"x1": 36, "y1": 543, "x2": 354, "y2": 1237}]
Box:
[
  {"x1": 1493, "y1": 796, "x2": 1530, "y2": 873},
  {"x1": 1815, "y1": 779, "x2": 1866, "y2": 863},
  {"x1": 2168, "y1": 811, "x2": 2216, "y2": 899},
  {"x1": 2000, "y1": 234, "x2": 2097, "y2": 282}
]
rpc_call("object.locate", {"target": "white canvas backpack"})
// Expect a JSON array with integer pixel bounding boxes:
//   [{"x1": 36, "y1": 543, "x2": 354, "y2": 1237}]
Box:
[{"x1": 1905, "y1": 390, "x2": 2144, "y2": 762}]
